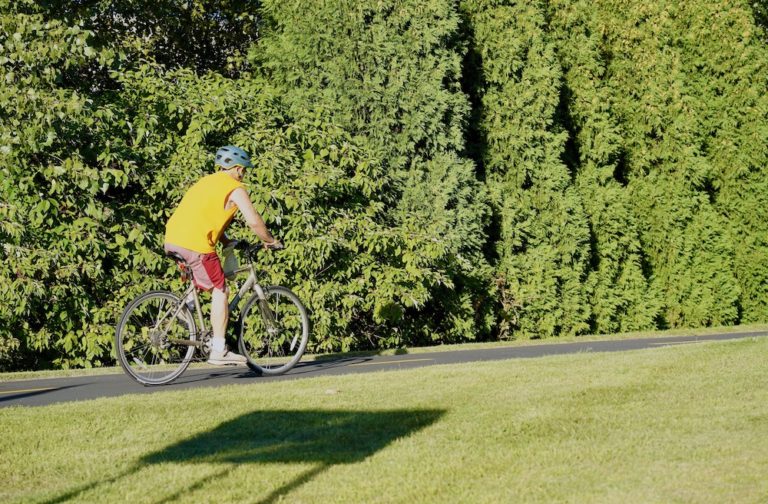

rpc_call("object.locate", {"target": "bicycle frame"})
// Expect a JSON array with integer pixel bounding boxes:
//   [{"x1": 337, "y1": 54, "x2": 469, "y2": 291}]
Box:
[{"x1": 167, "y1": 256, "x2": 277, "y2": 345}]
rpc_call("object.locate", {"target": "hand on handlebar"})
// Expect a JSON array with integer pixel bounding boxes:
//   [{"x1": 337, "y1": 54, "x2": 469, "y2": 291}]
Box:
[{"x1": 228, "y1": 238, "x2": 283, "y2": 253}]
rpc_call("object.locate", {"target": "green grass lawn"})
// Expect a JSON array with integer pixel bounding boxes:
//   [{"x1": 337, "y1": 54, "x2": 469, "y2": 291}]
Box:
[{"x1": 2, "y1": 337, "x2": 768, "y2": 503}]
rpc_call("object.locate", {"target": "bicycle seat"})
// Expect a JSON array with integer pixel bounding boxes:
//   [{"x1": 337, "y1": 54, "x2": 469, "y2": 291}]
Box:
[{"x1": 165, "y1": 251, "x2": 187, "y2": 265}]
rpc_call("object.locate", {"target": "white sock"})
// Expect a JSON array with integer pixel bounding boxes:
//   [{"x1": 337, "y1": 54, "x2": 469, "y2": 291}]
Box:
[{"x1": 211, "y1": 338, "x2": 226, "y2": 353}]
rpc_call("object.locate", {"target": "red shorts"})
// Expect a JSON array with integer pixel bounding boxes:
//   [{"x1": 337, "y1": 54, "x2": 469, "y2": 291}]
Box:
[{"x1": 164, "y1": 243, "x2": 226, "y2": 291}]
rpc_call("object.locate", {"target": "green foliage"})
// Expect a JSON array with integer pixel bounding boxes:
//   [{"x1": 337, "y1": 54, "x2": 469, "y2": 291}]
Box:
[
  {"x1": 2, "y1": 0, "x2": 768, "y2": 369},
  {"x1": 672, "y1": 1, "x2": 768, "y2": 322},
  {"x1": 461, "y1": 0, "x2": 592, "y2": 338},
  {"x1": 0, "y1": 328, "x2": 19, "y2": 372},
  {"x1": 0, "y1": 0, "x2": 492, "y2": 368},
  {"x1": 561, "y1": 0, "x2": 763, "y2": 327},
  {"x1": 547, "y1": 0, "x2": 661, "y2": 333},
  {"x1": 751, "y1": 0, "x2": 768, "y2": 37},
  {"x1": 0, "y1": 4, "x2": 130, "y2": 368},
  {"x1": 256, "y1": 0, "x2": 468, "y2": 171},
  {"x1": 32, "y1": 0, "x2": 260, "y2": 76},
  {"x1": 0, "y1": 1, "x2": 266, "y2": 367},
  {"x1": 462, "y1": 0, "x2": 768, "y2": 336},
  {"x1": 255, "y1": 0, "x2": 493, "y2": 345}
]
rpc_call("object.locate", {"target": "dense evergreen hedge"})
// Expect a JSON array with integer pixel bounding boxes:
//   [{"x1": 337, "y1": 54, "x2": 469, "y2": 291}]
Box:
[
  {"x1": 461, "y1": 0, "x2": 593, "y2": 338},
  {"x1": 1, "y1": 0, "x2": 767, "y2": 370},
  {"x1": 548, "y1": 0, "x2": 768, "y2": 327}
]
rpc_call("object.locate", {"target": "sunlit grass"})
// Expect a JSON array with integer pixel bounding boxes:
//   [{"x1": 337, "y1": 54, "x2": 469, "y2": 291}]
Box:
[{"x1": 2, "y1": 337, "x2": 768, "y2": 503}]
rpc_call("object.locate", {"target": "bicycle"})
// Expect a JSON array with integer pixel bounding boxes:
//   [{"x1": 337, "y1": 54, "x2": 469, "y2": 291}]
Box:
[{"x1": 115, "y1": 241, "x2": 310, "y2": 386}]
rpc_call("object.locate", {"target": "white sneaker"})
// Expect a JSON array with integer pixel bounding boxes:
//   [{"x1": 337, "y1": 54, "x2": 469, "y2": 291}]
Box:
[{"x1": 207, "y1": 348, "x2": 247, "y2": 366}]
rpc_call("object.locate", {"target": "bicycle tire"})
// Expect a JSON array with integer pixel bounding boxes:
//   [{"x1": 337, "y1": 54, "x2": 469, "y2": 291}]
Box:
[
  {"x1": 238, "y1": 286, "x2": 309, "y2": 376},
  {"x1": 115, "y1": 290, "x2": 197, "y2": 385}
]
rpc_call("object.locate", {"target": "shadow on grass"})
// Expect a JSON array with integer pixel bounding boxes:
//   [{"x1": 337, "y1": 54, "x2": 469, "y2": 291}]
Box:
[
  {"x1": 145, "y1": 409, "x2": 444, "y2": 503},
  {"x1": 39, "y1": 408, "x2": 444, "y2": 504}
]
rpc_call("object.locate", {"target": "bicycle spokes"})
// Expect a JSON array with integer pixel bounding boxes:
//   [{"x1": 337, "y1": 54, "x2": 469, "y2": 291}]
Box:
[
  {"x1": 116, "y1": 291, "x2": 196, "y2": 385},
  {"x1": 239, "y1": 286, "x2": 309, "y2": 375}
]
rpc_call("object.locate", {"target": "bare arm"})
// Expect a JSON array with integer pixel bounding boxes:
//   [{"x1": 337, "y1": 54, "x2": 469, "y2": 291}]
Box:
[{"x1": 227, "y1": 188, "x2": 276, "y2": 244}]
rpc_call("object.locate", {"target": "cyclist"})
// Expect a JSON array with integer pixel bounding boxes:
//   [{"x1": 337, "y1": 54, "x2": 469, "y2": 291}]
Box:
[{"x1": 164, "y1": 146, "x2": 281, "y2": 365}]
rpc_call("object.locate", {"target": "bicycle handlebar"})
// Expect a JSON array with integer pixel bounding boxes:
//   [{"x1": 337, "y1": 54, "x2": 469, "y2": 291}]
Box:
[{"x1": 232, "y1": 239, "x2": 284, "y2": 256}]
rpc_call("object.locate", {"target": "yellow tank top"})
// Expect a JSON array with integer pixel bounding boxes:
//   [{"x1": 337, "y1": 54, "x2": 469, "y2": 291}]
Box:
[{"x1": 165, "y1": 172, "x2": 244, "y2": 253}]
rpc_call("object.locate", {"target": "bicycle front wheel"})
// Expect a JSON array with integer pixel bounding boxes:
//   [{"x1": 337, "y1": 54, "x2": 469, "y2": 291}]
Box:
[
  {"x1": 115, "y1": 290, "x2": 197, "y2": 385},
  {"x1": 238, "y1": 286, "x2": 309, "y2": 376}
]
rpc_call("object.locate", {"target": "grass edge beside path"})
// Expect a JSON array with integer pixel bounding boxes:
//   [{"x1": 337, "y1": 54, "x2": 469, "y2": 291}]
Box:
[{"x1": 2, "y1": 322, "x2": 767, "y2": 382}]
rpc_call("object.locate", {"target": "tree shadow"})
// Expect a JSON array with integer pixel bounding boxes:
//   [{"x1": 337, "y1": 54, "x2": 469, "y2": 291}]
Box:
[
  {"x1": 144, "y1": 409, "x2": 444, "y2": 503},
  {"x1": 39, "y1": 408, "x2": 443, "y2": 504}
]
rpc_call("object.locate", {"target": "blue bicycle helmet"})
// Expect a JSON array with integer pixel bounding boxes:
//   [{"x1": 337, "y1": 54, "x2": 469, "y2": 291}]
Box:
[{"x1": 215, "y1": 145, "x2": 253, "y2": 169}]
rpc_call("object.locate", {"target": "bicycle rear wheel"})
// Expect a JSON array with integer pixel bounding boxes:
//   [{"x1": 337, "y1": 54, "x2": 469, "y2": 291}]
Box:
[
  {"x1": 115, "y1": 290, "x2": 197, "y2": 385},
  {"x1": 238, "y1": 286, "x2": 309, "y2": 376}
]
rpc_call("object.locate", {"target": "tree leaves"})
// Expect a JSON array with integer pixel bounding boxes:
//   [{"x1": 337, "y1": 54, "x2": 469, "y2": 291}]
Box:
[{"x1": 2, "y1": 0, "x2": 767, "y2": 370}]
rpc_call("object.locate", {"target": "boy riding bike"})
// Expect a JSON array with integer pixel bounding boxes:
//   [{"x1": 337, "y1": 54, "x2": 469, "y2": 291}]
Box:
[{"x1": 164, "y1": 146, "x2": 281, "y2": 365}]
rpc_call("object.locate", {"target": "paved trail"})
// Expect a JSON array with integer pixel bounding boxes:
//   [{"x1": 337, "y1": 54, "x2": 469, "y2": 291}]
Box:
[{"x1": 1, "y1": 330, "x2": 764, "y2": 408}]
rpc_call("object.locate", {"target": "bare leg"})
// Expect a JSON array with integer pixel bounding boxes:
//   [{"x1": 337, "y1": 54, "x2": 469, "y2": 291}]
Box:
[
  {"x1": 210, "y1": 286, "x2": 229, "y2": 351},
  {"x1": 207, "y1": 286, "x2": 245, "y2": 364}
]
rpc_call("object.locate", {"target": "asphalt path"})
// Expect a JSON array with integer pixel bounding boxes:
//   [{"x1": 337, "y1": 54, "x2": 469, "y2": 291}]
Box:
[{"x1": 1, "y1": 330, "x2": 765, "y2": 408}]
